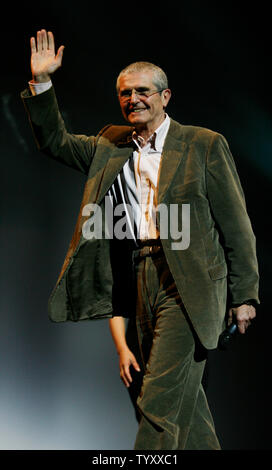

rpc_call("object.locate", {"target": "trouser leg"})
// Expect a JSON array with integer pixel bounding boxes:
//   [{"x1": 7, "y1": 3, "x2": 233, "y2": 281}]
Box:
[
  {"x1": 185, "y1": 383, "x2": 221, "y2": 450},
  {"x1": 133, "y1": 252, "x2": 220, "y2": 450}
]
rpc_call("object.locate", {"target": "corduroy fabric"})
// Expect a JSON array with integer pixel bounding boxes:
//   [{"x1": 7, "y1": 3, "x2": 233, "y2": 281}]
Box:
[
  {"x1": 21, "y1": 85, "x2": 260, "y2": 349},
  {"x1": 133, "y1": 250, "x2": 221, "y2": 450}
]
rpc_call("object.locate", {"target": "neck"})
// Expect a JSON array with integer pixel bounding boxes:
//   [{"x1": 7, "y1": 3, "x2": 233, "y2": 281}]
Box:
[{"x1": 134, "y1": 113, "x2": 166, "y2": 142}]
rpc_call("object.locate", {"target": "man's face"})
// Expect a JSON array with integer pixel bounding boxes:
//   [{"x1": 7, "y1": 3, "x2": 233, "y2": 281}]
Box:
[{"x1": 118, "y1": 70, "x2": 171, "y2": 129}]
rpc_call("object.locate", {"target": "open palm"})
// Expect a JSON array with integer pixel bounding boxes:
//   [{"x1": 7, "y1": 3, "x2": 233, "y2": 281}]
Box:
[{"x1": 30, "y1": 29, "x2": 64, "y2": 82}]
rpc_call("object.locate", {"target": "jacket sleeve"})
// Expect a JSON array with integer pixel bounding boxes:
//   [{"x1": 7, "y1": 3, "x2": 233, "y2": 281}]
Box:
[
  {"x1": 21, "y1": 85, "x2": 97, "y2": 174},
  {"x1": 206, "y1": 132, "x2": 260, "y2": 306}
]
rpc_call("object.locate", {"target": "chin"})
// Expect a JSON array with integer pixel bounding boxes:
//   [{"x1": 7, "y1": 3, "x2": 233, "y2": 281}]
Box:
[{"x1": 127, "y1": 115, "x2": 147, "y2": 125}]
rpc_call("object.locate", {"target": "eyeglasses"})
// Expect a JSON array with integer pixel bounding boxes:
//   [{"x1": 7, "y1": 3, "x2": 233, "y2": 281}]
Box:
[{"x1": 118, "y1": 88, "x2": 165, "y2": 101}]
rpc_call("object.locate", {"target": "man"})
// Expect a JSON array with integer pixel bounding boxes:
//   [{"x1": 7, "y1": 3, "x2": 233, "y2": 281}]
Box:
[{"x1": 21, "y1": 29, "x2": 259, "y2": 450}]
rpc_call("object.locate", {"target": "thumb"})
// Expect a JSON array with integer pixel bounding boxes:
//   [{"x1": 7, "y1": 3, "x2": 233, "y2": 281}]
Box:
[
  {"x1": 227, "y1": 307, "x2": 233, "y2": 326},
  {"x1": 56, "y1": 45, "x2": 65, "y2": 63},
  {"x1": 131, "y1": 356, "x2": 141, "y2": 372}
]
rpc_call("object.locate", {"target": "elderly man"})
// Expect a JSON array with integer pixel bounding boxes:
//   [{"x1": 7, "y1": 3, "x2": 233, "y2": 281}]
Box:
[{"x1": 21, "y1": 29, "x2": 259, "y2": 450}]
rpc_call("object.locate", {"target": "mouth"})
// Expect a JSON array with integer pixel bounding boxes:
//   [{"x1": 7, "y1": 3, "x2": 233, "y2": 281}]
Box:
[{"x1": 128, "y1": 107, "x2": 147, "y2": 114}]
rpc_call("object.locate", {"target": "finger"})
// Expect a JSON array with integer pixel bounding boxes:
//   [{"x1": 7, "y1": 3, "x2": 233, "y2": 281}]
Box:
[
  {"x1": 237, "y1": 320, "x2": 246, "y2": 334},
  {"x1": 37, "y1": 30, "x2": 42, "y2": 52},
  {"x1": 30, "y1": 37, "x2": 36, "y2": 53},
  {"x1": 120, "y1": 373, "x2": 128, "y2": 387},
  {"x1": 249, "y1": 306, "x2": 256, "y2": 320},
  {"x1": 237, "y1": 309, "x2": 253, "y2": 323},
  {"x1": 48, "y1": 31, "x2": 55, "y2": 52},
  {"x1": 244, "y1": 320, "x2": 251, "y2": 332},
  {"x1": 56, "y1": 45, "x2": 65, "y2": 64},
  {"x1": 236, "y1": 308, "x2": 249, "y2": 322},
  {"x1": 41, "y1": 29, "x2": 48, "y2": 50},
  {"x1": 124, "y1": 365, "x2": 132, "y2": 384},
  {"x1": 120, "y1": 369, "x2": 130, "y2": 387}
]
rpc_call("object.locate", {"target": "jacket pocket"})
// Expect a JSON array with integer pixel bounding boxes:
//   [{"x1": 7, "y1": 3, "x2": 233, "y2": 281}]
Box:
[{"x1": 208, "y1": 261, "x2": 228, "y2": 280}]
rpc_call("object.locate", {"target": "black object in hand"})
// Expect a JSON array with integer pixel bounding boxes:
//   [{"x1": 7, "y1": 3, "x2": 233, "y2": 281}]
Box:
[{"x1": 218, "y1": 323, "x2": 237, "y2": 350}]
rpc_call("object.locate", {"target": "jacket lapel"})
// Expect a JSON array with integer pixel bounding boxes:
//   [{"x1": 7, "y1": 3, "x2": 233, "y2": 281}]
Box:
[
  {"x1": 95, "y1": 119, "x2": 186, "y2": 206},
  {"x1": 96, "y1": 136, "x2": 134, "y2": 205},
  {"x1": 157, "y1": 119, "x2": 187, "y2": 205}
]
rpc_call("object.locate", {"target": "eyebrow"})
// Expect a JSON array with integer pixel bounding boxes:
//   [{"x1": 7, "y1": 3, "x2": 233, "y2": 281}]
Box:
[{"x1": 120, "y1": 86, "x2": 151, "y2": 95}]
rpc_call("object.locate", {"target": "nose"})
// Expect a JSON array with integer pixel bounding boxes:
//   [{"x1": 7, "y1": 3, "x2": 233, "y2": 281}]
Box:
[{"x1": 129, "y1": 89, "x2": 140, "y2": 103}]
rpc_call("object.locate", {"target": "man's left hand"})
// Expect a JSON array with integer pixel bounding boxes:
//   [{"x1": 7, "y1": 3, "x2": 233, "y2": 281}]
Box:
[{"x1": 228, "y1": 304, "x2": 256, "y2": 334}]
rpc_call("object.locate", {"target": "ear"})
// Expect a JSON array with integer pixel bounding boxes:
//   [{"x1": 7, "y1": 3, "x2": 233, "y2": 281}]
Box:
[{"x1": 161, "y1": 88, "x2": 171, "y2": 109}]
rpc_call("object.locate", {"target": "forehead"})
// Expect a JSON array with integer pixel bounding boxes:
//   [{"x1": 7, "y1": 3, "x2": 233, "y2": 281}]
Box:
[{"x1": 119, "y1": 70, "x2": 155, "y2": 90}]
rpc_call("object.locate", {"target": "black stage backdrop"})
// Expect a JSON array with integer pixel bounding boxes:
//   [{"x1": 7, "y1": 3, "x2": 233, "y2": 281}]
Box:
[{"x1": 0, "y1": 1, "x2": 271, "y2": 450}]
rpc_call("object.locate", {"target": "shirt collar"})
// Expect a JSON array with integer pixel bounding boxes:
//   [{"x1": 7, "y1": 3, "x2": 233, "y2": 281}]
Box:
[{"x1": 132, "y1": 114, "x2": 170, "y2": 151}]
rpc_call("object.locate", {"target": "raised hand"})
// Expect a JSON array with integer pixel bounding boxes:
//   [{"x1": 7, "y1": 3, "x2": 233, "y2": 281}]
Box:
[{"x1": 30, "y1": 29, "x2": 64, "y2": 83}]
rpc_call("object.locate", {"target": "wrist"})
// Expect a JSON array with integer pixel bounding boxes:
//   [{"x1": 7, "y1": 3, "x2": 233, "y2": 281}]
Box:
[
  {"x1": 117, "y1": 344, "x2": 130, "y2": 355},
  {"x1": 231, "y1": 299, "x2": 256, "y2": 308},
  {"x1": 31, "y1": 73, "x2": 51, "y2": 83}
]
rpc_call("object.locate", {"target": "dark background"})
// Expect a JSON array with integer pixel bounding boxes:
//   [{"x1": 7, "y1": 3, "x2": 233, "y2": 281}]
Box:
[{"x1": 1, "y1": 1, "x2": 271, "y2": 450}]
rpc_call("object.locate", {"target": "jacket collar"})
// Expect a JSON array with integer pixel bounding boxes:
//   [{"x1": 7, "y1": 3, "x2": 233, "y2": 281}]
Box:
[{"x1": 97, "y1": 118, "x2": 186, "y2": 205}]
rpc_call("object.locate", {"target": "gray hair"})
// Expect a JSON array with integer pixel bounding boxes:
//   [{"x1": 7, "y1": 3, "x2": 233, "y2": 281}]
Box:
[{"x1": 116, "y1": 61, "x2": 168, "y2": 93}]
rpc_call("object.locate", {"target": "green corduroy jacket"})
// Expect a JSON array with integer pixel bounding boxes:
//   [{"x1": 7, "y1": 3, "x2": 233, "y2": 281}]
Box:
[{"x1": 21, "y1": 85, "x2": 260, "y2": 349}]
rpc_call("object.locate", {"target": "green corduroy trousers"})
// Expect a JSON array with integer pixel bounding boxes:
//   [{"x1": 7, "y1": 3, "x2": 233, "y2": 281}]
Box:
[{"x1": 131, "y1": 249, "x2": 221, "y2": 450}]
